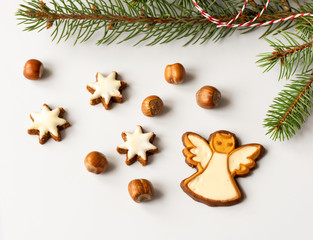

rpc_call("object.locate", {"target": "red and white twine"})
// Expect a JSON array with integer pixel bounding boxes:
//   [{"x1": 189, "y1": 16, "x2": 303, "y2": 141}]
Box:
[{"x1": 192, "y1": 0, "x2": 313, "y2": 28}]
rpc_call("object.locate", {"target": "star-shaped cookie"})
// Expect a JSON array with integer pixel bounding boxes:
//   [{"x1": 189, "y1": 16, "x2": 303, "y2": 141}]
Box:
[
  {"x1": 117, "y1": 125, "x2": 158, "y2": 166},
  {"x1": 28, "y1": 104, "x2": 71, "y2": 144},
  {"x1": 87, "y1": 71, "x2": 127, "y2": 110}
]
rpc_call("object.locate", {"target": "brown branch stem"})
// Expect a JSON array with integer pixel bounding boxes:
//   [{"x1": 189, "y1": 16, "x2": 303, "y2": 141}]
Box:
[
  {"x1": 275, "y1": 76, "x2": 313, "y2": 131},
  {"x1": 270, "y1": 42, "x2": 313, "y2": 65},
  {"x1": 25, "y1": 9, "x2": 297, "y2": 26}
]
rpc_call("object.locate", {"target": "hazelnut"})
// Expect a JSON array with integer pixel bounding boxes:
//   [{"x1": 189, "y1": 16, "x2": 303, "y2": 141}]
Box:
[
  {"x1": 128, "y1": 179, "x2": 154, "y2": 203},
  {"x1": 23, "y1": 59, "x2": 44, "y2": 80},
  {"x1": 164, "y1": 63, "x2": 186, "y2": 84},
  {"x1": 196, "y1": 86, "x2": 221, "y2": 109},
  {"x1": 84, "y1": 151, "x2": 108, "y2": 174},
  {"x1": 141, "y1": 95, "x2": 164, "y2": 117}
]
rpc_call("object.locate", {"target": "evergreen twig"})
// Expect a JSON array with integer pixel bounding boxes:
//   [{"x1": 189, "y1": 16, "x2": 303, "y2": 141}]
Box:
[
  {"x1": 258, "y1": 28, "x2": 313, "y2": 141},
  {"x1": 16, "y1": 0, "x2": 298, "y2": 45},
  {"x1": 264, "y1": 74, "x2": 313, "y2": 141},
  {"x1": 257, "y1": 32, "x2": 313, "y2": 80}
]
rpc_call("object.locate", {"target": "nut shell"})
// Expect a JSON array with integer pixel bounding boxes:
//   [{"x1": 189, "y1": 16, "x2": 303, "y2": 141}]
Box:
[
  {"x1": 23, "y1": 59, "x2": 44, "y2": 80},
  {"x1": 128, "y1": 179, "x2": 154, "y2": 203},
  {"x1": 196, "y1": 86, "x2": 221, "y2": 109},
  {"x1": 84, "y1": 151, "x2": 108, "y2": 174},
  {"x1": 141, "y1": 95, "x2": 164, "y2": 117},
  {"x1": 164, "y1": 63, "x2": 186, "y2": 84}
]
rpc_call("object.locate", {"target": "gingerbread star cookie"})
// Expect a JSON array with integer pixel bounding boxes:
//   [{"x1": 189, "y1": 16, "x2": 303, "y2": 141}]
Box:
[
  {"x1": 117, "y1": 125, "x2": 158, "y2": 166},
  {"x1": 87, "y1": 71, "x2": 127, "y2": 110},
  {"x1": 28, "y1": 104, "x2": 71, "y2": 144},
  {"x1": 181, "y1": 130, "x2": 263, "y2": 207}
]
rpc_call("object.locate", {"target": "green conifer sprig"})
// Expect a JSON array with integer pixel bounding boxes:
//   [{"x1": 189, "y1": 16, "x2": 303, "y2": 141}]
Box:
[
  {"x1": 264, "y1": 74, "x2": 313, "y2": 141},
  {"x1": 16, "y1": 0, "x2": 297, "y2": 45},
  {"x1": 257, "y1": 32, "x2": 313, "y2": 80},
  {"x1": 258, "y1": 28, "x2": 313, "y2": 141}
]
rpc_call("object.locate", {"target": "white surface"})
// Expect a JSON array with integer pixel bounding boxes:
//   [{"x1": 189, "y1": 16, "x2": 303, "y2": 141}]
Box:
[{"x1": 1, "y1": 1, "x2": 313, "y2": 240}]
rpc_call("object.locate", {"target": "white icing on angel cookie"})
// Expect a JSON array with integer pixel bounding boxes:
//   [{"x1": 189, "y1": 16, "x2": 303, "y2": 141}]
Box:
[
  {"x1": 117, "y1": 125, "x2": 158, "y2": 166},
  {"x1": 28, "y1": 104, "x2": 70, "y2": 144},
  {"x1": 181, "y1": 131, "x2": 262, "y2": 206}
]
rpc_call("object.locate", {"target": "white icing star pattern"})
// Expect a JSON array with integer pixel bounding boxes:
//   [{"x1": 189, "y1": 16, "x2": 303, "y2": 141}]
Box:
[
  {"x1": 29, "y1": 105, "x2": 67, "y2": 139},
  {"x1": 87, "y1": 72, "x2": 122, "y2": 105},
  {"x1": 118, "y1": 126, "x2": 157, "y2": 161}
]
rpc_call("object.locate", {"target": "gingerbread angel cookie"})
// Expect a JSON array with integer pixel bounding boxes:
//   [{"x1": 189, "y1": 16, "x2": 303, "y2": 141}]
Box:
[
  {"x1": 28, "y1": 104, "x2": 70, "y2": 144},
  {"x1": 181, "y1": 130, "x2": 262, "y2": 207},
  {"x1": 87, "y1": 71, "x2": 127, "y2": 110},
  {"x1": 117, "y1": 125, "x2": 158, "y2": 166}
]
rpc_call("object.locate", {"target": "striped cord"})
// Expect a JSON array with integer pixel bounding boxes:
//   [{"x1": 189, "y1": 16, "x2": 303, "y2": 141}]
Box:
[{"x1": 192, "y1": 0, "x2": 313, "y2": 28}]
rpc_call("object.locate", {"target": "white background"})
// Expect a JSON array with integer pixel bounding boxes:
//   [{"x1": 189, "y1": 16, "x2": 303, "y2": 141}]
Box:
[{"x1": 1, "y1": 1, "x2": 313, "y2": 240}]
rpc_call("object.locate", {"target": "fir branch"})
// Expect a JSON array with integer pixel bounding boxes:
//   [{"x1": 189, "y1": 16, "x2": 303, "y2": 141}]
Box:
[
  {"x1": 257, "y1": 32, "x2": 313, "y2": 80},
  {"x1": 16, "y1": 0, "x2": 300, "y2": 45},
  {"x1": 259, "y1": 29, "x2": 313, "y2": 141},
  {"x1": 264, "y1": 74, "x2": 313, "y2": 141}
]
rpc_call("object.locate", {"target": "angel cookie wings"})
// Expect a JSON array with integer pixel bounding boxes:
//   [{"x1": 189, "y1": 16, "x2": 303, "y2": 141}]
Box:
[{"x1": 181, "y1": 130, "x2": 262, "y2": 207}]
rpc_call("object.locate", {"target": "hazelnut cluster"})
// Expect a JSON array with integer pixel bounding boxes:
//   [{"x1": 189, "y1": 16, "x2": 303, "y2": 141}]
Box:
[
  {"x1": 140, "y1": 62, "x2": 221, "y2": 118},
  {"x1": 163, "y1": 62, "x2": 221, "y2": 109},
  {"x1": 84, "y1": 150, "x2": 155, "y2": 203}
]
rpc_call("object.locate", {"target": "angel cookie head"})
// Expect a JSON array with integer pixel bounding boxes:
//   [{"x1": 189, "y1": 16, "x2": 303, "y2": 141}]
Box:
[
  {"x1": 209, "y1": 131, "x2": 236, "y2": 154},
  {"x1": 181, "y1": 130, "x2": 263, "y2": 207}
]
